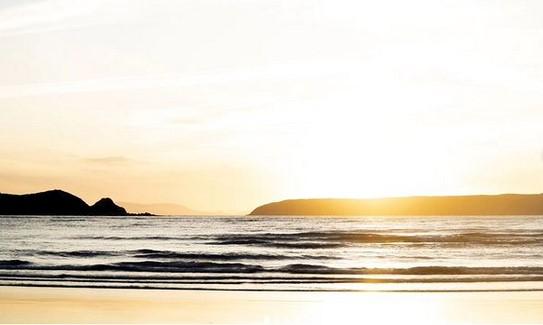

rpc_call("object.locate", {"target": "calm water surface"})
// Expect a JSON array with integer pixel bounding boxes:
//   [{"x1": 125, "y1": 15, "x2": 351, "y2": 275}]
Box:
[{"x1": 1, "y1": 215, "x2": 542, "y2": 291}]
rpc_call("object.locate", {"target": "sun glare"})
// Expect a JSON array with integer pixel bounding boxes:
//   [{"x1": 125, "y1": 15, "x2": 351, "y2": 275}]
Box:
[
  {"x1": 296, "y1": 292, "x2": 449, "y2": 325},
  {"x1": 276, "y1": 106, "x2": 458, "y2": 199}
]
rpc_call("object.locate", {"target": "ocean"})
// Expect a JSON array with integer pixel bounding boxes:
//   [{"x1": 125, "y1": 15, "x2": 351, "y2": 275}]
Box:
[{"x1": 1, "y1": 215, "x2": 543, "y2": 291}]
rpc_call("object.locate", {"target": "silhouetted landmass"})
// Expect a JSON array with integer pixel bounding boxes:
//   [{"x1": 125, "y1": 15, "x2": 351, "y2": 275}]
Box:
[
  {"x1": 0, "y1": 190, "x2": 137, "y2": 216},
  {"x1": 250, "y1": 194, "x2": 543, "y2": 216},
  {"x1": 88, "y1": 198, "x2": 127, "y2": 216}
]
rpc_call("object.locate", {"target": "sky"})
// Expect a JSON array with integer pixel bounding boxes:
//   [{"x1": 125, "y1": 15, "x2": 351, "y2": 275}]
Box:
[{"x1": 1, "y1": 0, "x2": 543, "y2": 213}]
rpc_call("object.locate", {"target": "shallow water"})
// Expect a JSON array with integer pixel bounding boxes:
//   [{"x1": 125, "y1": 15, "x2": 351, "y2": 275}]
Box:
[{"x1": 1, "y1": 215, "x2": 542, "y2": 291}]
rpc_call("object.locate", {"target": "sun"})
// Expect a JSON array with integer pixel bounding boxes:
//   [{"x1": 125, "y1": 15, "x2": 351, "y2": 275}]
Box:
[{"x1": 272, "y1": 106, "x2": 454, "y2": 200}]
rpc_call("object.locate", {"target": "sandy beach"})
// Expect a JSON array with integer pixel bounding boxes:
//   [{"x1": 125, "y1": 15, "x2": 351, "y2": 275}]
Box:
[{"x1": 0, "y1": 286, "x2": 542, "y2": 324}]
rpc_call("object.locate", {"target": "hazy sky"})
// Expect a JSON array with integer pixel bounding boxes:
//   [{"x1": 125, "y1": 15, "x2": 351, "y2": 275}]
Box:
[{"x1": 1, "y1": 0, "x2": 542, "y2": 213}]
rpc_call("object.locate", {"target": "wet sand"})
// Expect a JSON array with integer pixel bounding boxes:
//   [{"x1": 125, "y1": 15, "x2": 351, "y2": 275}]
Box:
[{"x1": 1, "y1": 286, "x2": 543, "y2": 324}]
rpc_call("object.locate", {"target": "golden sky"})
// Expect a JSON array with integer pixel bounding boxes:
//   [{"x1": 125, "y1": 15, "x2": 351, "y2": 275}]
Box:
[{"x1": 1, "y1": 0, "x2": 542, "y2": 213}]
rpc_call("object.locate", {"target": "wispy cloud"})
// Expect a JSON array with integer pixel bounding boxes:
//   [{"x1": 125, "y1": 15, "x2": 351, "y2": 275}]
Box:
[
  {"x1": 0, "y1": 61, "x2": 349, "y2": 99},
  {"x1": 0, "y1": 0, "x2": 111, "y2": 38},
  {"x1": 82, "y1": 156, "x2": 132, "y2": 164}
]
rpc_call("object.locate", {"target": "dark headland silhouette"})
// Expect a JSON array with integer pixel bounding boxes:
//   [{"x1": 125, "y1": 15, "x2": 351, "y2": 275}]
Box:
[
  {"x1": 250, "y1": 194, "x2": 543, "y2": 216},
  {"x1": 0, "y1": 190, "x2": 143, "y2": 216}
]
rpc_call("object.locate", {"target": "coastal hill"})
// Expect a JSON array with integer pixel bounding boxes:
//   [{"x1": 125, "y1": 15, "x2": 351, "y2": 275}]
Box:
[
  {"x1": 0, "y1": 190, "x2": 130, "y2": 216},
  {"x1": 249, "y1": 194, "x2": 543, "y2": 216}
]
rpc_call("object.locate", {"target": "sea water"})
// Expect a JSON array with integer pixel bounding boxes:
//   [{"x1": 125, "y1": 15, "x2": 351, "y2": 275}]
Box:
[{"x1": 1, "y1": 215, "x2": 542, "y2": 291}]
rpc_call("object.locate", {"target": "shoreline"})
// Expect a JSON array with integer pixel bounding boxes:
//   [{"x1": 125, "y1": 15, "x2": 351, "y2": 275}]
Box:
[
  {"x1": 2, "y1": 286, "x2": 543, "y2": 324},
  {"x1": 2, "y1": 283, "x2": 543, "y2": 293}
]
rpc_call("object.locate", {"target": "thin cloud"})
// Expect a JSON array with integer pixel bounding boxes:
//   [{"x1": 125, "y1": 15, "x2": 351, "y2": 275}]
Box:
[
  {"x1": 0, "y1": 0, "x2": 109, "y2": 38},
  {"x1": 83, "y1": 156, "x2": 132, "y2": 164},
  {"x1": 0, "y1": 62, "x2": 350, "y2": 99}
]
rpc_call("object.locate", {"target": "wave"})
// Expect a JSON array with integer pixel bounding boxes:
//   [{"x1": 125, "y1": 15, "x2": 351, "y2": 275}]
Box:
[
  {"x1": 3, "y1": 259, "x2": 543, "y2": 276},
  {"x1": 278, "y1": 264, "x2": 543, "y2": 275},
  {"x1": 66, "y1": 231, "x2": 543, "y2": 248},
  {"x1": 0, "y1": 260, "x2": 32, "y2": 268},
  {"x1": 131, "y1": 249, "x2": 335, "y2": 260},
  {"x1": 2, "y1": 272, "x2": 543, "y2": 283},
  {"x1": 0, "y1": 259, "x2": 264, "y2": 273},
  {"x1": 3, "y1": 272, "x2": 543, "y2": 293},
  {"x1": 0, "y1": 272, "x2": 358, "y2": 282},
  {"x1": 36, "y1": 250, "x2": 119, "y2": 258},
  {"x1": 21, "y1": 249, "x2": 337, "y2": 261},
  {"x1": 207, "y1": 231, "x2": 543, "y2": 247},
  {"x1": 70, "y1": 236, "x2": 183, "y2": 240},
  {"x1": 209, "y1": 239, "x2": 345, "y2": 249}
]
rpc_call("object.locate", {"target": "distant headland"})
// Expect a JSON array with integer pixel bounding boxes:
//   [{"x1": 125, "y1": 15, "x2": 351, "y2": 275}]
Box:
[
  {"x1": 0, "y1": 190, "x2": 151, "y2": 216},
  {"x1": 4, "y1": 190, "x2": 543, "y2": 217},
  {"x1": 250, "y1": 194, "x2": 543, "y2": 216}
]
